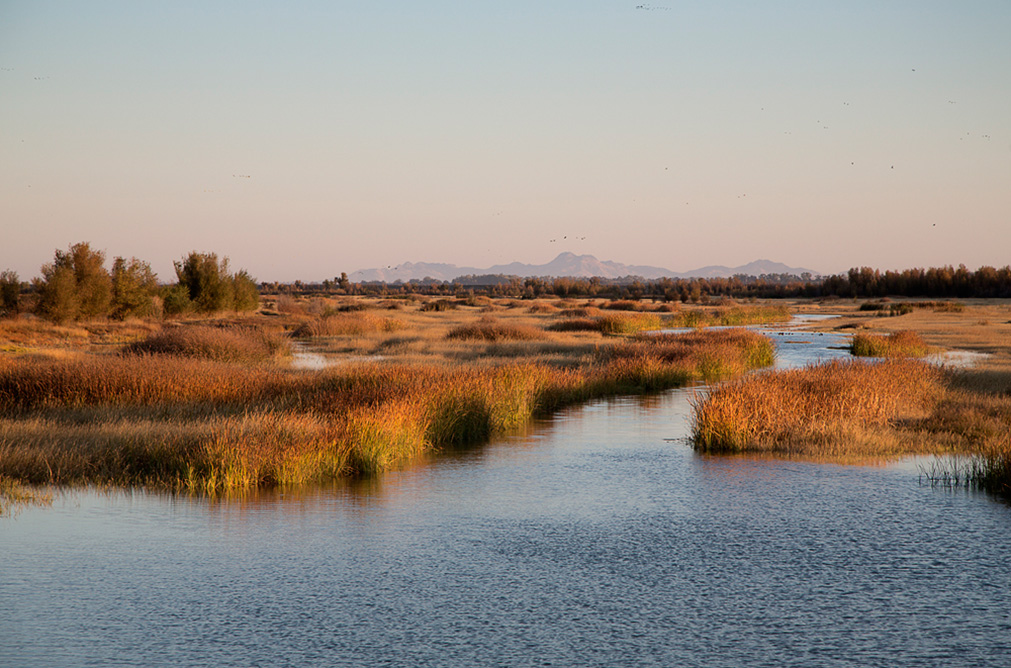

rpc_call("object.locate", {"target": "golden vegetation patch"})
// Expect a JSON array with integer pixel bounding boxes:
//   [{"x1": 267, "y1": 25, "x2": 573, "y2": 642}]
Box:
[
  {"x1": 123, "y1": 324, "x2": 289, "y2": 363},
  {"x1": 851, "y1": 330, "x2": 930, "y2": 357},
  {"x1": 0, "y1": 328, "x2": 775, "y2": 492},
  {"x1": 691, "y1": 359, "x2": 946, "y2": 456},
  {"x1": 446, "y1": 316, "x2": 546, "y2": 342},
  {"x1": 292, "y1": 312, "x2": 407, "y2": 338}
]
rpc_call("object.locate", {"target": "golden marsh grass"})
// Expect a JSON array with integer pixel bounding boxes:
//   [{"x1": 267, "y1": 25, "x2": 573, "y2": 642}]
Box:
[{"x1": 0, "y1": 305, "x2": 778, "y2": 492}]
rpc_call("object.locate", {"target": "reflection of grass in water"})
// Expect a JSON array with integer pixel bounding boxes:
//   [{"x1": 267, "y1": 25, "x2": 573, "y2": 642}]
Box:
[{"x1": 0, "y1": 329, "x2": 774, "y2": 493}]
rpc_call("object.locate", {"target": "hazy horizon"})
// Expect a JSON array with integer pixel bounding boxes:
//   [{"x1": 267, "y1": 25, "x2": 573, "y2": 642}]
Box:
[{"x1": 3, "y1": 2, "x2": 1009, "y2": 283}]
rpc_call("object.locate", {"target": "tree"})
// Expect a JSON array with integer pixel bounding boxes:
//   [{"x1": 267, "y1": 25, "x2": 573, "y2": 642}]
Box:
[
  {"x1": 34, "y1": 263, "x2": 79, "y2": 323},
  {"x1": 174, "y1": 252, "x2": 234, "y2": 312},
  {"x1": 111, "y1": 257, "x2": 159, "y2": 319},
  {"x1": 35, "y1": 242, "x2": 111, "y2": 322},
  {"x1": 0, "y1": 270, "x2": 22, "y2": 317},
  {"x1": 173, "y1": 251, "x2": 258, "y2": 313},
  {"x1": 232, "y1": 269, "x2": 259, "y2": 312}
]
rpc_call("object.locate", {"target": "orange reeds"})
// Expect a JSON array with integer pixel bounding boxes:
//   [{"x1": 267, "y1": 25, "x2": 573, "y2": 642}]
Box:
[
  {"x1": 0, "y1": 328, "x2": 775, "y2": 491},
  {"x1": 691, "y1": 359, "x2": 945, "y2": 455},
  {"x1": 851, "y1": 330, "x2": 929, "y2": 357},
  {"x1": 446, "y1": 317, "x2": 546, "y2": 342}
]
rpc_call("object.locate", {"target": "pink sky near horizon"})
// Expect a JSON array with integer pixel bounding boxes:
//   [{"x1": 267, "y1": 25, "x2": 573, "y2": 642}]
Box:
[{"x1": 2, "y1": 2, "x2": 1009, "y2": 283}]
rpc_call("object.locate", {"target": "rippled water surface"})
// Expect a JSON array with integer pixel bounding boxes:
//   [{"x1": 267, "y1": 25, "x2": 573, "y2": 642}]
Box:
[{"x1": 3, "y1": 330, "x2": 1010, "y2": 667}]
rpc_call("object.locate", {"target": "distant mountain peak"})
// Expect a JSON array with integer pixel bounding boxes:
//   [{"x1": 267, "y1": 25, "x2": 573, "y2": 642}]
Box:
[{"x1": 350, "y1": 254, "x2": 818, "y2": 283}]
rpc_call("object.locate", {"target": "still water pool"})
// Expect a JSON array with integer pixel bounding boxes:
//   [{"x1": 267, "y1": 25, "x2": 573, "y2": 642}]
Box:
[{"x1": 3, "y1": 333, "x2": 1010, "y2": 667}]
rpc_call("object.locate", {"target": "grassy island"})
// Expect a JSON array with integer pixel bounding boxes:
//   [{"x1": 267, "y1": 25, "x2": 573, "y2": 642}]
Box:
[{"x1": 692, "y1": 300, "x2": 1011, "y2": 499}]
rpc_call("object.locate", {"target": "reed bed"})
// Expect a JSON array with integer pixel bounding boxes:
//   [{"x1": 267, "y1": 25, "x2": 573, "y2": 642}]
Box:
[
  {"x1": 292, "y1": 312, "x2": 406, "y2": 337},
  {"x1": 691, "y1": 359, "x2": 946, "y2": 455},
  {"x1": 559, "y1": 307, "x2": 603, "y2": 318},
  {"x1": 711, "y1": 305, "x2": 792, "y2": 326},
  {"x1": 602, "y1": 330, "x2": 776, "y2": 382},
  {"x1": 547, "y1": 305, "x2": 790, "y2": 335},
  {"x1": 598, "y1": 312, "x2": 665, "y2": 335},
  {"x1": 445, "y1": 317, "x2": 546, "y2": 342},
  {"x1": 0, "y1": 329, "x2": 774, "y2": 492},
  {"x1": 123, "y1": 325, "x2": 288, "y2": 363},
  {"x1": 851, "y1": 330, "x2": 929, "y2": 357}
]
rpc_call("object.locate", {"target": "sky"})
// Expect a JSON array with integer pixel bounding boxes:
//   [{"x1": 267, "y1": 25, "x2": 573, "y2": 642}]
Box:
[{"x1": 2, "y1": 1, "x2": 1009, "y2": 282}]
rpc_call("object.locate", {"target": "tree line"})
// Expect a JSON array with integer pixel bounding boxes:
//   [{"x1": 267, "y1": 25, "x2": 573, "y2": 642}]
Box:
[
  {"x1": 270, "y1": 264, "x2": 1011, "y2": 302},
  {"x1": 0, "y1": 242, "x2": 259, "y2": 322}
]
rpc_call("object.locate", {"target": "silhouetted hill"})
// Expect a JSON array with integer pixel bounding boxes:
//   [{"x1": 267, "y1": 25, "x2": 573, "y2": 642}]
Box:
[{"x1": 350, "y1": 253, "x2": 818, "y2": 282}]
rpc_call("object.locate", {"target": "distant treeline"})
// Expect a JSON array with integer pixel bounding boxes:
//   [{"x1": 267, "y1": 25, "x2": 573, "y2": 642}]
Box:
[
  {"x1": 0, "y1": 243, "x2": 258, "y2": 322},
  {"x1": 266, "y1": 264, "x2": 1011, "y2": 302}
]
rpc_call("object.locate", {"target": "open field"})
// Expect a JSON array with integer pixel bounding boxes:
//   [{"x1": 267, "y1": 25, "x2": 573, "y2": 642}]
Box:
[{"x1": 0, "y1": 296, "x2": 780, "y2": 495}]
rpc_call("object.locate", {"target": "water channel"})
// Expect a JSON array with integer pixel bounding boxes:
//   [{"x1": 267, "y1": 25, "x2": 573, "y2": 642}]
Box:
[{"x1": 3, "y1": 324, "x2": 1010, "y2": 667}]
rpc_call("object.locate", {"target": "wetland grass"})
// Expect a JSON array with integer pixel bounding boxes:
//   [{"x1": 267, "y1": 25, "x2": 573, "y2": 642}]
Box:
[
  {"x1": 691, "y1": 355, "x2": 1011, "y2": 497},
  {"x1": 292, "y1": 312, "x2": 406, "y2": 338},
  {"x1": 0, "y1": 325, "x2": 775, "y2": 492},
  {"x1": 691, "y1": 359, "x2": 946, "y2": 456},
  {"x1": 445, "y1": 316, "x2": 546, "y2": 342},
  {"x1": 123, "y1": 324, "x2": 289, "y2": 363},
  {"x1": 851, "y1": 330, "x2": 930, "y2": 357}
]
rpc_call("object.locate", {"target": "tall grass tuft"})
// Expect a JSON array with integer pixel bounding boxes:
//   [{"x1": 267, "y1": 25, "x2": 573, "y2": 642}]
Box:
[
  {"x1": 598, "y1": 312, "x2": 664, "y2": 335},
  {"x1": 851, "y1": 330, "x2": 929, "y2": 357},
  {"x1": 292, "y1": 312, "x2": 406, "y2": 337},
  {"x1": 691, "y1": 359, "x2": 945, "y2": 455},
  {"x1": 446, "y1": 317, "x2": 546, "y2": 342},
  {"x1": 123, "y1": 325, "x2": 288, "y2": 363}
]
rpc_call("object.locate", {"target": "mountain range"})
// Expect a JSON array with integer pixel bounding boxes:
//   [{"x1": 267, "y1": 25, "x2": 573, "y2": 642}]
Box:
[{"x1": 349, "y1": 253, "x2": 818, "y2": 283}]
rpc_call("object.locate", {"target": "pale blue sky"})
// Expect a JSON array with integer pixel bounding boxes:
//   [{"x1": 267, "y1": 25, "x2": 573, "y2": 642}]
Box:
[{"x1": 2, "y1": 1, "x2": 1009, "y2": 281}]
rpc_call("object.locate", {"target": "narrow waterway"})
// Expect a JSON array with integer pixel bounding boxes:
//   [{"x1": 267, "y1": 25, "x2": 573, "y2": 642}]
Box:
[{"x1": 3, "y1": 328, "x2": 1009, "y2": 668}]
